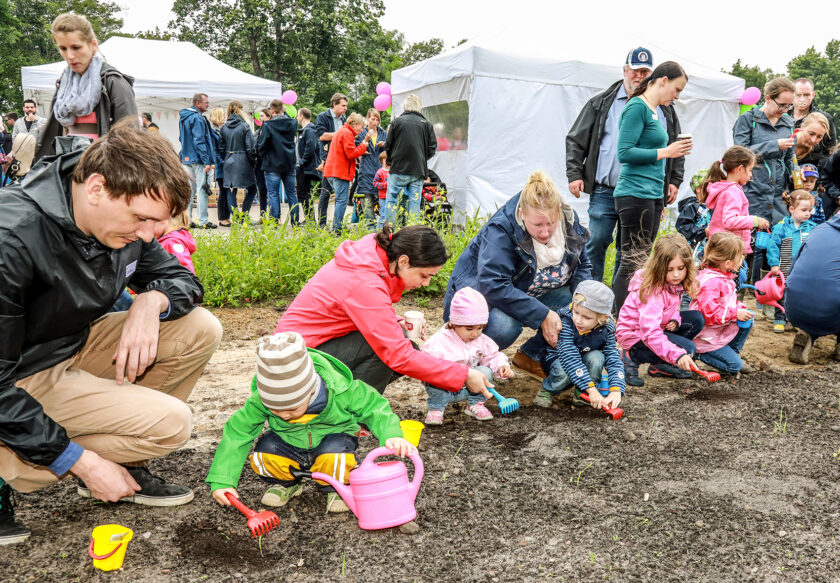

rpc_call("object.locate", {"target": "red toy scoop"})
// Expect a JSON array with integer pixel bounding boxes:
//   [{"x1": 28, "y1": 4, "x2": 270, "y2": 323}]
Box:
[
  {"x1": 689, "y1": 363, "x2": 721, "y2": 383},
  {"x1": 225, "y1": 492, "x2": 279, "y2": 538},
  {"x1": 578, "y1": 392, "x2": 624, "y2": 420}
]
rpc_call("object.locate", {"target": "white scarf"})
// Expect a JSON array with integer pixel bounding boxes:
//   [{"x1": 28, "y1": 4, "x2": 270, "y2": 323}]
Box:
[
  {"x1": 53, "y1": 54, "x2": 104, "y2": 127},
  {"x1": 516, "y1": 202, "x2": 568, "y2": 270}
]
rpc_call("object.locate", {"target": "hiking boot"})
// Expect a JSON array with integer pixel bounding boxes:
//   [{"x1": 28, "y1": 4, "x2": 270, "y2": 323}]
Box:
[
  {"x1": 424, "y1": 409, "x2": 444, "y2": 426},
  {"x1": 199, "y1": 221, "x2": 218, "y2": 229},
  {"x1": 326, "y1": 492, "x2": 350, "y2": 513},
  {"x1": 0, "y1": 484, "x2": 30, "y2": 546},
  {"x1": 789, "y1": 330, "x2": 812, "y2": 365},
  {"x1": 648, "y1": 363, "x2": 693, "y2": 379},
  {"x1": 773, "y1": 319, "x2": 785, "y2": 334},
  {"x1": 571, "y1": 391, "x2": 589, "y2": 407},
  {"x1": 261, "y1": 483, "x2": 302, "y2": 508},
  {"x1": 621, "y1": 349, "x2": 644, "y2": 387},
  {"x1": 78, "y1": 466, "x2": 194, "y2": 507},
  {"x1": 464, "y1": 402, "x2": 494, "y2": 421},
  {"x1": 512, "y1": 350, "x2": 547, "y2": 380},
  {"x1": 532, "y1": 388, "x2": 553, "y2": 409}
]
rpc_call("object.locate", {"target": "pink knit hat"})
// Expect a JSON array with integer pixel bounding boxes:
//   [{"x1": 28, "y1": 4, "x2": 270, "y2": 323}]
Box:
[{"x1": 449, "y1": 287, "x2": 489, "y2": 326}]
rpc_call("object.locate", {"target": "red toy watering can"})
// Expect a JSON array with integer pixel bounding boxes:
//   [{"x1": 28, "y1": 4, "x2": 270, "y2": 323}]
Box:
[
  {"x1": 293, "y1": 447, "x2": 424, "y2": 530},
  {"x1": 754, "y1": 272, "x2": 785, "y2": 314}
]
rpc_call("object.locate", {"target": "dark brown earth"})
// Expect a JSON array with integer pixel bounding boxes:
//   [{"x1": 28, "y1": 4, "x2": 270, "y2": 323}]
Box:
[{"x1": 2, "y1": 297, "x2": 840, "y2": 582}]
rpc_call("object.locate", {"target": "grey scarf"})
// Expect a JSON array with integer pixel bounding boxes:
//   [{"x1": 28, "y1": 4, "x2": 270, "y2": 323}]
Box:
[{"x1": 52, "y1": 54, "x2": 104, "y2": 127}]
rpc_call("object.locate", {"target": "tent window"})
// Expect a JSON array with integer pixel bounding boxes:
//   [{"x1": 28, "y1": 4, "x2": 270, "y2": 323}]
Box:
[{"x1": 423, "y1": 101, "x2": 468, "y2": 151}]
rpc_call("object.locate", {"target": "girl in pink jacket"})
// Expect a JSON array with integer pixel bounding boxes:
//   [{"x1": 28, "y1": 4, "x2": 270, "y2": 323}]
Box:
[
  {"x1": 420, "y1": 287, "x2": 514, "y2": 425},
  {"x1": 690, "y1": 232, "x2": 755, "y2": 374},
  {"x1": 616, "y1": 234, "x2": 704, "y2": 386},
  {"x1": 702, "y1": 145, "x2": 770, "y2": 257},
  {"x1": 155, "y1": 212, "x2": 196, "y2": 274}
]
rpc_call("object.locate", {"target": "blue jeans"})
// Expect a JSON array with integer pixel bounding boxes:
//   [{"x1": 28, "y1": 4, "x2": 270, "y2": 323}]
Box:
[
  {"x1": 586, "y1": 185, "x2": 620, "y2": 284},
  {"x1": 484, "y1": 285, "x2": 573, "y2": 358},
  {"x1": 184, "y1": 163, "x2": 210, "y2": 225},
  {"x1": 627, "y1": 310, "x2": 705, "y2": 365},
  {"x1": 380, "y1": 173, "x2": 423, "y2": 227},
  {"x1": 697, "y1": 324, "x2": 751, "y2": 374},
  {"x1": 328, "y1": 176, "x2": 351, "y2": 232},
  {"x1": 425, "y1": 366, "x2": 491, "y2": 410},
  {"x1": 266, "y1": 170, "x2": 299, "y2": 224},
  {"x1": 108, "y1": 289, "x2": 134, "y2": 313},
  {"x1": 542, "y1": 350, "x2": 604, "y2": 394}
]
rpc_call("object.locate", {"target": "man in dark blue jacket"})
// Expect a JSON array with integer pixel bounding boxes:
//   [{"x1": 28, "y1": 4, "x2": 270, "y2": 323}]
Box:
[
  {"x1": 258, "y1": 99, "x2": 299, "y2": 224},
  {"x1": 178, "y1": 93, "x2": 216, "y2": 228},
  {"x1": 314, "y1": 93, "x2": 348, "y2": 227},
  {"x1": 296, "y1": 108, "x2": 320, "y2": 220}
]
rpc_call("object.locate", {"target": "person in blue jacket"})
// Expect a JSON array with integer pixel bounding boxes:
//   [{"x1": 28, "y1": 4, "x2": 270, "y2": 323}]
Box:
[
  {"x1": 179, "y1": 93, "x2": 217, "y2": 228},
  {"x1": 354, "y1": 109, "x2": 388, "y2": 229},
  {"x1": 444, "y1": 171, "x2": 592, "y2": 379},
  {"x1": 295, "y1": 108, "x2": 320, "y2": 221},
  {"x1": 786, "y1": 213, "x2": 840, "y2": 364}
]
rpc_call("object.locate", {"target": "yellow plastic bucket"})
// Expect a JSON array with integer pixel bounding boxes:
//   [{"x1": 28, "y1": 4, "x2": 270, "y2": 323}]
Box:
[
  {"x1": 400, "y1": 420, "x2": 425, "y2": 447},
  {"x1": 89, "y1": 524, "x2": 133, "y2": 571}
]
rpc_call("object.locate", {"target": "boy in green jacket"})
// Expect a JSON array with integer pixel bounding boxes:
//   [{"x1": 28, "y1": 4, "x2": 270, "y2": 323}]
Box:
[{"x1": 207, "y1": 332, "x2": 415, "y2": 513}]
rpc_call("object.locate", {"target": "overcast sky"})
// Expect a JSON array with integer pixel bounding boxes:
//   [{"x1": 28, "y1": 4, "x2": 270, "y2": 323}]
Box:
[{"x1": 120, "y1": 0, "x2": 840, "y2": 74}]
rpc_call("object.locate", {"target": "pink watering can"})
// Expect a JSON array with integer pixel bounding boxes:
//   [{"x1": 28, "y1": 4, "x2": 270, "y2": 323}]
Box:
[
  {"x1": 753, "y1": 271, "x2": 785, "y2": 314},
  {"x1": 292, "y1": 447, "x2": 423, "y2": 530}
]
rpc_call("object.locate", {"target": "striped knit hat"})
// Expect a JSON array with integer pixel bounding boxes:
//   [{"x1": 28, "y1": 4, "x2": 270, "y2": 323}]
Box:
[{"x1": 256, "y1": 333, "x2": 319, "y2": 410}]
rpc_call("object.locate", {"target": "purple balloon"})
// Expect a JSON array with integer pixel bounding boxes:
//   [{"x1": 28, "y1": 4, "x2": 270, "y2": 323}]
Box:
[
  {"x1": 281, "y1": 90, "x2": 298, "y2": 105},
  {"x1": 376, "y1": 82, "x2": 391, "y2": 96},
  {"x1": 373, "y1": 94, "x2": 392, "y2": 112},
  {"x1": 741, "y1": 87, "x2": 761, "y2": 106}
]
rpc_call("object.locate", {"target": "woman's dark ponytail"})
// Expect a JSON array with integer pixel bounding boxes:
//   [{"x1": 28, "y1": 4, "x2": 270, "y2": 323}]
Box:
[
  {"x1": 630, "y1": 61, "x2": 687, "y2": 99},
  {"x1": 375, "y1": 224, "x2": 449, "y2": 267}
]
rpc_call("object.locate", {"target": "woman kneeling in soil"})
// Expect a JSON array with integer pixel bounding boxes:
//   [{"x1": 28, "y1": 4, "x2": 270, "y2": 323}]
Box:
[
  {"x1": 275, "y1": 224, "x2": 493, "y2": 398},
  {"x1": 444, "y1": 170, "x2": 592, "y2": 379}
]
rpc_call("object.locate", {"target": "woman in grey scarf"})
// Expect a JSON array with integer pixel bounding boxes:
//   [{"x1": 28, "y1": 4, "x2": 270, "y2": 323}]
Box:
[{"x1": 35, "y1": 13, "x2": 137, "y2": 161}]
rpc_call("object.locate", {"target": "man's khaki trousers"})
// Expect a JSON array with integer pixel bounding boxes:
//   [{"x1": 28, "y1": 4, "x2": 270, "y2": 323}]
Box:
[{"x1": 1, "y1": 307, "x2": 223, "y2": 492}]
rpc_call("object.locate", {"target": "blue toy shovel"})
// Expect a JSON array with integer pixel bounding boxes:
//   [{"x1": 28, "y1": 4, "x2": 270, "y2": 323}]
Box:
[{"x1": 487, "y1": 386, "x2": 519, "y2": 414}]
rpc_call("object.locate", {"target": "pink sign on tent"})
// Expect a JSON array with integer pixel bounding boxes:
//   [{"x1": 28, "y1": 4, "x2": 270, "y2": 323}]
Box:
[{"x1": 156, "y1": 112, "x2": 161, "y2": 120}]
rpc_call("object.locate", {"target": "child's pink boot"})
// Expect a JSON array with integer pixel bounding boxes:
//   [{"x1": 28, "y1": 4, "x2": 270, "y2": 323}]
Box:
[{"x1": 464, "y1": 402, "x2": 494, "y2": 421}]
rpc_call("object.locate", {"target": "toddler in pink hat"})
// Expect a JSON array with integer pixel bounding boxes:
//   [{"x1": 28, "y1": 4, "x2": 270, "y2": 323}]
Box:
[{"x1": 420, "y1": 287, "x2": 514, "y2": 425}]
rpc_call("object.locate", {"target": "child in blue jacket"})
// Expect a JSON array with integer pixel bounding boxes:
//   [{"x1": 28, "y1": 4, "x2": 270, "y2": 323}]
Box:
[
  {"x1": 535, "y1": 280, "x2": 625, "y2": 411},
  {"x1": 800, "y1": 164, "x2": 826, "y2": 225},
  {"x1": 767, "y1": 190, "x2": 817, "y2": 333}
]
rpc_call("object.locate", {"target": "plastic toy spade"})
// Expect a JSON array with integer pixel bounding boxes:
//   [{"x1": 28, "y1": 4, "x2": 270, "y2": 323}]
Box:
[
  {"x1": 689, "y1": 363, "x2": 721, "y2": 383},
  {"x1": 578, "y1": 392, "x2": 624, "y2": 420},
  {"x1": 486, "y1": 386, "x2": 519, "y2": 414},
  {"x1": 224, "y1": 492, "x2": 280, "y2": 538}
]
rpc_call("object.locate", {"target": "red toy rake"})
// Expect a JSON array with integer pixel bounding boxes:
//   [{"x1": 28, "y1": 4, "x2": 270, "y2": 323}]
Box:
[
  {"x1": 689, "y1": 363, "x2": 721, "y2": 383},
  {"x1": 578, "y1": 392, "x2": 624, "y2": 420},
  {"x1": 225, "y1": 492, "x2": 280, "y2": 538}
]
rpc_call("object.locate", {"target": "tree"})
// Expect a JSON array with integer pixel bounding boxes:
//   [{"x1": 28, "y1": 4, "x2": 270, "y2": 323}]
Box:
[
  {"x1": 402, "y1": 38, "x2": 443, "y2": 67},
  {"x1": 724, "y1": 59, "x2": 777, "y2": 93},
  {"x1": 787, "y1": 40, "x2": 840, "y2": 121}
]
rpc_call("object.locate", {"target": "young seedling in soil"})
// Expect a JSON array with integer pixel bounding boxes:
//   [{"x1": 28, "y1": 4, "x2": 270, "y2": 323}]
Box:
[
  {"x1": 774, "y1": 408, "x2": 788, "y2": 436},
  {"x1": 569, "y1": 460, "x2": 596, "y2": 488},
  {"x1": 442, "y1": 443, "x2": 464, "y2": 482}
]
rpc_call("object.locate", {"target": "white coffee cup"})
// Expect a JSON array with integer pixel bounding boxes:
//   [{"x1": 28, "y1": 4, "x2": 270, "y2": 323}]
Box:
[
  {"x1": 403, "y1": 310, "x2": 425, "y2": 340},
  {"x1": 677, "y1": 133, "x2": 693, "y2": 141}
]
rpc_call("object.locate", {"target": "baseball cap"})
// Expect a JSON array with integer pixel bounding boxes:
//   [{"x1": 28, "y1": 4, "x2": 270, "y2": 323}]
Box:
[
  {"x1": 626, "y1": 47, "x2": 653, "y2": 70},
  {"x1": 801, "y1": 164, "x2": 819, "y2": 179},
  {"x1": 573, "y1": 280, "x2": 614, "y2": 316}
]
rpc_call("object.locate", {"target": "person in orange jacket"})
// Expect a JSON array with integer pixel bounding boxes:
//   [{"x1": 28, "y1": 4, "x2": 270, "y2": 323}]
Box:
[{"x1": 323, "y1": 112, "x2": 372, "y2": 232}]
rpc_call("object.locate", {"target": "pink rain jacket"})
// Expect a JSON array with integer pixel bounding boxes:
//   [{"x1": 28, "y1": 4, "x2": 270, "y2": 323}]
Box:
[
  {"x1": 158, "y1": 228, "x2": 196, "y2": 274},
  {"x1": 689, "y1": 267, "x2": 745, "y2": 352},
  {"x1": 616, "y1": 270, "x2": 688, "y2": 365},
  {"x1": 421, "y1": 327, "x2": 509, "y2": 388},
  {"x1": 705, "y1": 181, "x2": 755, "y2": 253},
  {"x1": 276, "y1": 234, "x2": 468, "y2": 390}
]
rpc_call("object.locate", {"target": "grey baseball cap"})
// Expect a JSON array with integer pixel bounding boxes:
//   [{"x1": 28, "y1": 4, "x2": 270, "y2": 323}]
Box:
[{"x1": 573, "y1": 280, "x2": 615, "y2": 315}]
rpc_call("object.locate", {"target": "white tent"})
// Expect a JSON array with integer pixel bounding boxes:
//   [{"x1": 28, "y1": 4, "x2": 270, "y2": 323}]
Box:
[
  {"x1": 390, "y1": 44, "x2": 745, "y2": 224},
  {"x1": 21, "y1": 36, "x2": 283, "y2": 148}
]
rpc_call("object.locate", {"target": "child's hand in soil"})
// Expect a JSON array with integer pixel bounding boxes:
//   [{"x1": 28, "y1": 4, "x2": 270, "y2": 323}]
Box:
[
  {"x1": 495, "y1": 365, "x2": 514, "y2": 379},
  {"x1": 602, "y1": 391, "x2": 622, "y2": 409},
  {"x1": 664, "y1": 320, "x2": 678, "y2": 332},
  {"x1": 736, "y1": 309, "x2": 754, "y2": 321},
  {"x1": 213, "y1": 487, "x2": 239, "y2": 507},
  {"x1": 585, "y1": 387, "x2": 604, "y2": 409},
  {"x1": 676, "y1": 354, "x2": 697, "y2": 372},
  {"x1": 385, "y1": 437, "x2": 417, "y2": 458}
]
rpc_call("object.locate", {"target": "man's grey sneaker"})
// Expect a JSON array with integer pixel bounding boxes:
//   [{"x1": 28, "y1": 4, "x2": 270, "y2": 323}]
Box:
[
  {"x1": 789, "y1": 330, "x2": 813, "y2": 365},
  {"x1": 532, "y1": 388, "x2": 553, "y2": 408},
  {"x1": 261, "y1": 483, "x2": 303, "y2": 507},
  {"x1": 0, "y1": 484, "x2": 30, "y2": 546},
  {"x1": 77, "y1": 466, "x2": 194, "y2": 507}
]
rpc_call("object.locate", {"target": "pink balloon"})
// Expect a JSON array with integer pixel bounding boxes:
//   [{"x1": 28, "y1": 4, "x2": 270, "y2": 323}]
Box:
[
  {"x1": 376, "y1": 82, "x2": 391, "y2": 96},
  {"x1": 281, "y1": 90, "x2": 298, "y2": 105},
  {"x1": 741, "y1": 87, "x2": 761, "y2": 106},
  {"x1": 373, "y1": 94, "x2": 392, "y2": 112}
]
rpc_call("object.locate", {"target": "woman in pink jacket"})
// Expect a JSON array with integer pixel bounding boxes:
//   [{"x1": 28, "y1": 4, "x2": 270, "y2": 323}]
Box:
[
  {"x1": 615, "y1": 234, "x2": 704, "y2": 386},
  {"x1": 689, "y1": 232, "x2": 755, "y2": 374},
  {"x1": 275, "y1": 225, "x2": 494, "y2": 398}
]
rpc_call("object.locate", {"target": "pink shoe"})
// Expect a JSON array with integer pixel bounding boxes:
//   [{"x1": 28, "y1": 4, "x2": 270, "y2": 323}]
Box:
[
  {"x1": 425, "y1": 410, "x2": 444, "y2": 425},
  {"x1": 464, "y1": 402, "x2": 494, "y2": 421}
]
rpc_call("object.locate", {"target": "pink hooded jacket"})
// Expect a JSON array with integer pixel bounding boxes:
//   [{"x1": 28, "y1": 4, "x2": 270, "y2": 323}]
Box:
[
  {"x1": 276, "y1": 234, "x2": 468, "y2": 391},
  {"x1": 158, "y1": 228, "x2": 196, "y2": 274},
  {"x1": 705, "y1": 181, "x2": 755, "y2": 253},
  {"x1": 689, "y1": 268, "x2": 745, "y2": 352},
  {"x1": 615, "y1": 270, "x2": 688, "y2": 365},
  {"x1": 421, "y1": 327, "x2": 509, "y2": 383}
]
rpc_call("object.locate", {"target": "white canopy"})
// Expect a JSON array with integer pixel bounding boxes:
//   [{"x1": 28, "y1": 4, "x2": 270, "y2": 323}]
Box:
[
  {"x1": 22, "y1": 36, "x2": 283, "y2": 146},
  {"x1": 390, "y1": 44, "x2": 745, "y2": 224}
]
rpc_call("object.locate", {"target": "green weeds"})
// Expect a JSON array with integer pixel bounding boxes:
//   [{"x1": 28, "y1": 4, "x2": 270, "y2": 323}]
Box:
[
  {"x1": 569, "y1": 460, "x2": 596, "y2": 488},
  {"x1": 773, "y1": 408, "x2": 788, "y2": 436}
]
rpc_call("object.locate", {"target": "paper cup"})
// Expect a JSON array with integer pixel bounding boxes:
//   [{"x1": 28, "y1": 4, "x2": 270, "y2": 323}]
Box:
[
  {"x1": 400, "y1": 420, "x2": 425, "y2": 446},
  {"x1": 677, "y1": 133, "x2": 693, "y2": 140},
  {"x1": 403, "y1": 310, "x2": 425, "y2": 340}
]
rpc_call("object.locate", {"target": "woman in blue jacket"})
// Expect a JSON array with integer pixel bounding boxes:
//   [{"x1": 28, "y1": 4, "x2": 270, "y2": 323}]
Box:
[
  {"x1": 354, "y1": 109, "x2": 388, "y2": 229},
  {"x1": 444, "y1": 171, "x2": 592, "y2": 378}
]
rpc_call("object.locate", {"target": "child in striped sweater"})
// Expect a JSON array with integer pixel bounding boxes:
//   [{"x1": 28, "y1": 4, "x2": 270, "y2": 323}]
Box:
[{"x1": 535, "y1": 280, "x2": 625, "y2": 410}]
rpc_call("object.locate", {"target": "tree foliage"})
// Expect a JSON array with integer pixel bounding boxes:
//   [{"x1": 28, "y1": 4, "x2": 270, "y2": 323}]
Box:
[{"x1": 724, "y1": 58, "x2": 777, "y2": 93}]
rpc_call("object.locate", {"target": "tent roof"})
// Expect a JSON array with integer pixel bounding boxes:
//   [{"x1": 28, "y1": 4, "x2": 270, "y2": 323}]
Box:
[
  {"x1": 21, "y1": 36, "x2": 282, "y2": 101},
  {"x1": 392, "y1": 45, "x2": 744, "y2": 102}
]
